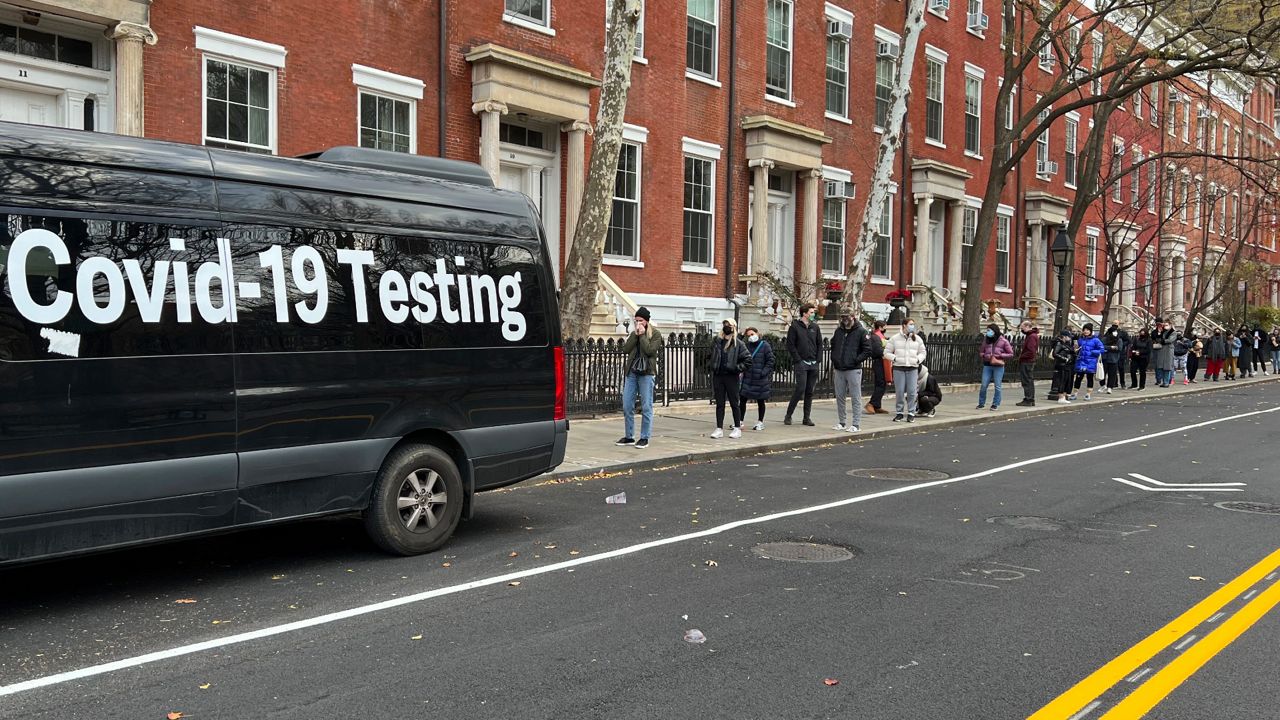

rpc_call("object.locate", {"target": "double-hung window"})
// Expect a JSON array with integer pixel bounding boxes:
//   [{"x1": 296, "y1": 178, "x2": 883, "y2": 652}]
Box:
[
  {"x1": 765, "y1": 0, "x2": 793, "y2": 100},
  {"x1": 1131, "y1": 148, "x2": 1143, "y2": 209},
  {"x1": 1064, "y1": 116, "x2": 1078, "y2": 186},
  {"x1": 822, "y1": 197, "x2": 846, "y2": 274},
  {"x1": 925, "y1": 49, "x2": 946, "y2": 144},
  {"x1": 505, "y1": 0, "x2": 552, "y2": 31},
  {"x1": 353, "y1": 65, "x2": 424, "y2": 154},
  {"x1": 1147, "y1": 158, "x2": 1157, "y2": 213},
  {"x1": 196, "y1": 27, "x2": 286, "y2": 154},
  {"x1": 872, "y1": 194, "x2": 893, "y2": 280},
  {"x1": 1035, "y1": 101, "x2": 1050, "y2": 176},
  {"x1": 687, "y1": 0, "x2": 718, "y2": 80},
  {"x1": 1085, "y1": 232, "x2": 1099, "y2": 297},
  {"x1": 1090, "y1": 32, "x2": 1104, "y2": 95},
  {"x1": 825, "y1": 9, "x2": 852, "y2": 118},
  {"x1": 682, "y1": 138, "x2": 720, "y2": 269},
  {"x1": 1194, "y1": 180, "x2": 1203, "y2": 228},
  {"x1": 873, "y1": 28, "x2": 899, "y2": 130},
  {"x1": 606, "y1": 141, "x2": 643, "y2": 261},
  {"x1": 1179, "y1": 174, "x2": 1190, "y2": 224},
  {"x1": 1149, "y1": 85, "x2": 1159, "y2": 125},
  {"x1": 961, "y1": 206, "x2": 977, "y2": 281},
  {"x1": 996, "y1": 213, "x2": 1011, "y2": 288},
  {"x1": 964, "y1": 70, "x2": 983, "y2": 156},
  {"x1": 1111, "y1": 141, "x2": 1124, "y2": 203}
]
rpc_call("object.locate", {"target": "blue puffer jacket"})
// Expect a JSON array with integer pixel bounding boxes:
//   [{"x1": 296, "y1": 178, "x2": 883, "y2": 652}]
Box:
[
  {"x1": 740, "y1": 340, "x2": 775, "y2": 400},
  {"x1": 1075, "y1": 335, "x2": 1105, "y2": 373}
]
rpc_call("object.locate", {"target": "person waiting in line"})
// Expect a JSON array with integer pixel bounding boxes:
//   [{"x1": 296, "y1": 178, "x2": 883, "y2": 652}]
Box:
[
  {"x1": 1172, "y1": 332, "x2": 1191, "y2": 385},
  {"x1": 1252, "y1": 325, "x2": 1268, "y2": 375},
  {"x1": 708, "y1": 318, "x2": 751, "y2": 439},
  {"x1": 1186, "y1": 332, "x2": 1203, "y2": 383},
  {"x1": 1052, "y1": 329, "x2": 1077, "y2": 403},
  {"x1": 784, "y1": 302, "x2": 822, "y2": 426},
  {"x1": 738, "y1": 327, "x2": 774, "y2": 431},
  {"x1": 884, "y1": 319, "x2": 927, "y2": 422},
  {"x1": 1101, "y1": 323, "x2": 1125, "y2": 394},
  {"x1": 1205, "y1": 330, "x2": 1227, "y2": 381},
  {"x1": 916, "y1": 365, "x2": 943, "y2": 418},
  {"x1": 1227, "y1": 330, "x2": 1242, "y2": 380},
  {"x1": 617, "y1": 307, "x2": 663, "y2": 450},
  {"x1": 1237, "y1": 326, "x2": 1254, "y2": 378},
  {"x1": 830, "y1": 308, "x2": 871, "y2": 432},
  {"x1": 976, "y1": 323, "x2": 1015, "y2": 411},
  {"x1": 865, "y1": 320, "x2": 890, "y2": 415},
  {"x1": 1116, "y1": 324, "x2": 1132, "y2": 388},
  {"x1": 1151, "y1": 319, "x2": 1176, "y2": 387},
  {"x1": 1128, "y1": 327, "x2": 1152, "y2": 390},
  {"x1": 1069, "y1": 323, "x2": 1105, "y2": 401},
  {"x1": 1270, "y1": 326, "x2": 1280, "y2": 375},
  {"x1": 1015, "y1": 320, "x2": 1040, "y2": 407}
]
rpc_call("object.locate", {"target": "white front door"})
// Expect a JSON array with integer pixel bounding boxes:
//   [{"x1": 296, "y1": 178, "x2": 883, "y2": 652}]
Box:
[
  {"x1": 499, "y1": 146, "x2": 560, "y2": 284},
  {"x1": 767, "y1": 189, "x2": 795, "y2": 284},
  {"x1": 0, "y1": 85, "x2": 59, "y2": 126},
  {"x1": 928, "y1": 203, "x2": 945, "y2": 287}
]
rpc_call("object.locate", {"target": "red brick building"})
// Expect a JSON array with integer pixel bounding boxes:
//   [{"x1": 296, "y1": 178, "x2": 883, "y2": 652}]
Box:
[{"x1": 3, "y1": 0, "x2": 1277, "y2": 332}]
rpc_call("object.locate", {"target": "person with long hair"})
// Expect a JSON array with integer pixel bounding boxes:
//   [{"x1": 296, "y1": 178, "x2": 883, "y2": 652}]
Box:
[
  {"x1": 708, "y1": 318, "x2": 751, "y2": 439},
  {"x1": 977, "y1": 323, "x2": 1015, "y2": 411},
  {"x1": 1069, "y1": 323, "x2": 1105, "y2": 401},
  {"x1": 738, "y1": 327, "x2": 775, "y2": 431}
]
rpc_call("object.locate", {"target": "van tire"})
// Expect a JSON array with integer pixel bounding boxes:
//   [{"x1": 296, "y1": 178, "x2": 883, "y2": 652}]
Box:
[{"x1": 364, "y1": 445, "x2": 464, "y2": 555}]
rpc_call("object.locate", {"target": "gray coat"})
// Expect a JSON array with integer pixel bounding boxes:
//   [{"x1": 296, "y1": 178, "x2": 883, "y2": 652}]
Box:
[{"x1": 1152, "y1": 328, "x2": 1176, "y2": 371}]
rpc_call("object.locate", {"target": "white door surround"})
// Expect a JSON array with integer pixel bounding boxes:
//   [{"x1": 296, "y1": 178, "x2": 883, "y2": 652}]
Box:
[{"x1": 498, "y1": 139, "x2": 561, "y2": 285}]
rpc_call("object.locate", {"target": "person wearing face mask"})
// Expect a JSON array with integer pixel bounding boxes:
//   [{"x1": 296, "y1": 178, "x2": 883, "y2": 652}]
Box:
[
  {"x1": 784, "y1": 302, "x2": 823, "y2": 426},
  {"x1": 1238, "y1": 326, "x2": 1254, "y2": 378},
  {"x1": 617, "y1": 307, "x2": 663, "y2": 450},
  {"x1": 1205, "y1": 329, "x2": 1227, "y2": 381},
  {"x1": 738, "y1": 327, "x2": 775, "y2": 431},
  {"x1": 1015, "y1": 321, "x2": 1040, "y2": 407},
  {"x1": 1151, "y1": 319, "x2": 1176, "y2": 387},
  {"x1": 866, "y1": 320, "x2": 890, "y2": 415},
  {"x1": 1129, "y1": 327, "x2": 1153, "y2": 389},
  {"x1": 1051, "y1": 329, "x2": 1077, "y2": 402},
  {"x1": 1069, "y1": 323, "x2": 1105, "y2": 401},
  {"x1": 916, "y1": 364, "x2": 943, "y2": 417},
  {"x1": 977, "y1": 324, "x2": 1015, "y2": 410},
  {"x1": 708, "y1": 318, "x2": 752, "y2": 439},
  {"x1": 1269, "y1": 327, "x2": 1280, "y2": 375},
  {"x1": 884, "y1": 319, "x2": 927, "y2": 422},
  {"x1": 1227, "y1": 330, "x2": 1242, "y2": 380},
  {"x1": 830, "y1": 308, "x2": 871, "y2": 432},
  {"x1": 1101, "y1": 324, "x2": 1125, "y2": 394}
]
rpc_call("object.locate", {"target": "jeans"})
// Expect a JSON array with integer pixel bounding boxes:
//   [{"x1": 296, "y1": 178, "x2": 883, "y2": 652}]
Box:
[
  {"x1": 1153, "y1": 368, "x2": 1169, "y2": 386},
  {"x1": 787, "y1": 363, "x2": 819, "y2": 420},
  {"x1": 1019, "y1": 362, "x2": 1035, "y2": 402},
  {"x1": 1130, "y1": 358, "x2": 1148, "y2": 388},
  {"x1": 833, "y1": 369, "x2": 863, "y2": 427},
  {"x1": 978, "y1": 364, "x2": 1005, "y2": 407},
  {"x1": 870, "y1": 360, "x2": 887, "y2": 409},
  {"x1": 712, "y1": 374, "x2": 743, "y2": 428},
  {"x1": 622, "y1": 372, "x2": 655, "y2": 440},
  {"x1": 893, "y1": 367, "x2": 919, "y2": 415},
  {"x1": 1272, "y1": 350, "x2": 1280, "y2": 372}
]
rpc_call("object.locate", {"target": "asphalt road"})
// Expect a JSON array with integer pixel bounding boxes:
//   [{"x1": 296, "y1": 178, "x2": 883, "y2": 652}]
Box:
[{"x1": 2, "y1": 381, "x2": 1279, "y2": 719}]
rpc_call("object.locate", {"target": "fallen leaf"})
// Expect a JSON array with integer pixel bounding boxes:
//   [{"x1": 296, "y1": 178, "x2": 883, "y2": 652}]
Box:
[
  {"x1": 411, "y1": 634, "x2": 423, "y2": 640},
  {"x1": 442, "y1": 562, "x2": 452, "y2": 567},
  {"x1": 198, "y1": 683, "x2": 211, "y2": 690},
  {"x1": 898, "y1": 591, "x2": 908, "y2": 596},
  {"x1": 167, "y1": 713, "x2": 185, "y2": 720},
  {"x1": 173, "y1": 599, "x2": 198, "y2": 605},
  {"x1": 509, "y1": 551, "x2": 519, "y2": 558},
  {"x1": 271, "y1": 575, "x2": 285, "y2": 580},
  {"x1": 508, "y1": 581, "x2": 521, "y2": 587},
  {"x1": 1189, "y1": 576, "x2": 1205, "y2": 581},
  {"x1": 823, "y1": 678, "x2": 840, "y2": 686},
  {"x1": 345, "y1": 569, "x2": 354, "y2": 573},
  {"x1": 961, "y1": 518, "x2": 970, "y2": 522},
  {"x1": 569, "y1": 550, "x2": 581, "y2": 556}
]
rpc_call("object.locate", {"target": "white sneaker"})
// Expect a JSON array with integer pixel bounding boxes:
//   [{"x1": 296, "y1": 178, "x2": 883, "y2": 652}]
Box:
[
  {"x1": 848, "y1": 426, "x2": 859, "y2": 432},
  {"x1": 833, "y1": 424, "x2": 846, "y2": 431},
  {"x1": 1058, "y1": 397, "x2": 1071, "y2": 404},
  {"x1": 753, "y1": 422, "x2": 765, "y2": 431},
  {"x1": 729, "y1": 426, "x2": 742, "y2": 439},
  {"x1": 1105, "y1": 387, "x2": 1113, "y2": 394},
  {"x1": 710, "y1": 428, "x2": 723, "y2": 439},
  {"x1": 1084, "y1": 393, "x2": 1092, "y2": 400}
]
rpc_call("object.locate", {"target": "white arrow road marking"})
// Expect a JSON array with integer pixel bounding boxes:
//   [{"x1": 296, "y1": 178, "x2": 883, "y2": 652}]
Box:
[
  {"x1": 1111, "y1": 477, "x2": 1243, "y2": 492},
  {"x1": 1128, "y1": 472, "x2": 1245, "y2": 488}
]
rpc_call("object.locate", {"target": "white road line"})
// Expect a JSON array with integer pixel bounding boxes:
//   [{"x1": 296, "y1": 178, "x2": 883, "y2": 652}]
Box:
[
  {"x1": 1244, "y1": 589, "x2": 1259, "y2": 600},
  {"x1": 1126, "y1": 473, "x2": 1246, "y2": 488},
  {"x1": 1125, "y1": 667, "x2": 1153, "y2": 683},
  {"x1": 1207, "y1": 612, "x2": 1226, "y2": 624},
  {"x1": 1174, "y1": 634, "x2": 1199, "y2": 651},
  {"x1": 3, "y1": 403, "x2": 1278, "y2": 698},
  {"x1": 924, "y1": 578, "x2": 1001, "y2": 589},
  {"x1": 1068, "y1": 700, "x2": 1104, "y2": 719},
  {"x1": 1267, "y1": 572, "x2": 1278, "y2": 581},
  {"x1": 984, "y1": 561, "x2": 1041, "y2": 573},
  {"x1": 1111, "y1": 477, "x2": 1242, "y2": 493}
]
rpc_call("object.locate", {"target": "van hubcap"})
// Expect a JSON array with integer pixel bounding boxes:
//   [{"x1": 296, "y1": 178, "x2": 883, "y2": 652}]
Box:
[{"x1": 397, "y1": 469, "x2": 447, "y2": 532}]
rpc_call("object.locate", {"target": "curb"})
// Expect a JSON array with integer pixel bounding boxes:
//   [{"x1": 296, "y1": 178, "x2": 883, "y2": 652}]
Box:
[{"x1": 542, "y1": 375, "x2": 1279, "y2": 483}]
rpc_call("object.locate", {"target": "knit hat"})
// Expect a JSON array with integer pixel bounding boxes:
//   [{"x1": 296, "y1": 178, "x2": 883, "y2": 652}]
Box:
[
  {"x1": 634, "y1": 307, "x2": 651, "y2": 321},
  {"x1": 1082, "y1": 322, "x2": 1094, "y2": 332},
  {"x1": 1060, "y1": 328, "x2": 1073, "y2": 337}
]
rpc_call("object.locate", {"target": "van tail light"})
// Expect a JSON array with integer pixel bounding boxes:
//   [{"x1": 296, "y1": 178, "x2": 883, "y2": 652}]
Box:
[{"x1": 553, "y1": 345, "x2": 566, "y2": 421}]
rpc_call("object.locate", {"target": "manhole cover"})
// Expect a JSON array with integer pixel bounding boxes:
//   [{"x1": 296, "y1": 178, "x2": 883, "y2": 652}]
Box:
[
  {"x1": 751, "y1": 542, "x2": 856, "y2": 563},
  {"x1": 1214, "y1": 501, "x2": 1280, "y2": 515},
  {"x1": 986, "y1": 515, "x2": 1068, "y2": 531},
  {"x1": 846, "y1": 467, "x2": 950, "y2": 482}
]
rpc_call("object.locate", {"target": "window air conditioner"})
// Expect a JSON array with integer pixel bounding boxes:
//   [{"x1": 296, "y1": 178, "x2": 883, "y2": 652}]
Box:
[
  {"x1": 1197, "y1": 107, "x2": 1211, "y2": 119},
  {"x1": 967, "y1": 12, "x2": 990, "y2": 31},
  {"x1": 1038, "y1": 160, "x2": 1059, "y2": 176},
  {"x1": 828, "y1": 20, "x2": 853, "y2": 39},
  {"x1": 877, "y1": 39, "x2": 901, "y2": 58},
  {"x1": 1167, "y1": 89, "x2": 1183, "y2": 102},
  {"x1": 929, "y1": 0, "x2": 951, "y2": 12},
  {"x1": 825, "y1": 180, "x2": 856, "y2": 199}
]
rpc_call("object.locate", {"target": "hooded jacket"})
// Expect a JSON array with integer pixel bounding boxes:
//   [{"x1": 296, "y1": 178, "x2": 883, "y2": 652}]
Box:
[
  {"x1": 1074, "y1": 334, "x2": 1105, "y2": 373},
  {"x1": 980, "y1": 333, "x2": 1015, "y2": 366},
  {"x1": 885, "y1": 329, "x2": 927, "y2": 369},
  {"x1": 1102, "y1": 327, "x2": 1126, "y2": 364}
]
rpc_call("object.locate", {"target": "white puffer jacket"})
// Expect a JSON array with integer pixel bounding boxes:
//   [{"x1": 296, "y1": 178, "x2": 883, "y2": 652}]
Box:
[{"x1": 884, "y1": 331, "x2": 927, "y2": 369}]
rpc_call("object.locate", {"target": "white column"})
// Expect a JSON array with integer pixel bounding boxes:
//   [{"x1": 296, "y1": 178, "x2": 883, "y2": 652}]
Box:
[
  {"x1": 472, "y1": 100, "x2": 508, "y2": 183},
  {"x1": 63, "y1": 90, "x2": 89, "y2": 131},
  {"x1": 750, "y1": 159, "x2": 774, "y2": 276},
  {"x1": 1173, "y1": 256, "x2": 1186, "y2": 312},
  {"x1": 913, "y1": 194, "x2": 934, "y2": 286},
  {"x1": 1160, "y1": 255, "x2": 1174, "y2": 313},
  {"x1": 1122, "y1": 246, "x2": 1138, "y2": 308},
  {"x1": 800, "y1": 169, "x2": 822, "y2": 296},
  {"x1": 562, "y1": 121, "x2": 592, "y2": 242},
  {"x1": 1029, "y1": 222, "x2": 1045, "y2": 299},
  {"x1": 946, "y1": 201, "x2": 964, "y2": 295},
  {"x1": 111, "y1": 22, "x2": 158, "y2": 137}
]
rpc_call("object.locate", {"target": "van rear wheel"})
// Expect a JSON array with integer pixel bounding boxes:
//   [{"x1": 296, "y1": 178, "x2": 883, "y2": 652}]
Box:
[{"x1": 365, "y1": 445, "x2": 464, "y2": 555}]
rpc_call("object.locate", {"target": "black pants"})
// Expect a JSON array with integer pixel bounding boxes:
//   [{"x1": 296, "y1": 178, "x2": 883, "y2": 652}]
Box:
[
  {"x1": 738, "y1": 396, "x2": 767, "y2": 423},
  {"x1": 1240, "y1": 352, "x2": 1253, "y2": 376},
  {"x1": 1253, "y1": 352, "x2": 1264, "y2": 371},
  {"x1": 787, "y1": 363, "x2": 819, "y2": 420},
  {"x1": 1130, "y1": 358, "x2": 1148, "y2": 388},
  {"x1": 1118, "y1": 357, "x2": 1129, "y2": 387},
  {"x1": 918, "y1": 393, "x2": 941, "y2": 414},
  {"x1": 1051, "y1": 365, "x2": 1071, "y2": 396},
  {"x1": 1188, "y1": 354, "x2": 1200, "y2": 380},
  {"x1": 1104, "y1": 362, "x2": 1120, "y2": 389},
  {"x1": 870, "y1": 360, "x2": 887, "y2": 409},
  {"x1": 713, "y1": 374, "x2": 743, "y2": 428},
  {"x1": 1019, "y1": 362, "x2": 1035, "y2": 402},
  {"x1": 1074, "y1": 372, "x2": 1095, "y2": 390}
]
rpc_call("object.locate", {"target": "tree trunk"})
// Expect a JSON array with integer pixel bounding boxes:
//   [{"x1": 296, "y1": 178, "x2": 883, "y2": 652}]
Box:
[
  {"x1": 840, "y1": 0, "x2": 927, "y2": 314},
  {"x1": 558, "y1": 0, "x2": 642, "y2": 340}
]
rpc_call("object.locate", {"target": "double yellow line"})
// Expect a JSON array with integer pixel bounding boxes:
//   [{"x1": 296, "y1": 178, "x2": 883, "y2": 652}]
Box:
[{"x1": 1029, "y1": 547, "x2": 1280, "y2": 720}]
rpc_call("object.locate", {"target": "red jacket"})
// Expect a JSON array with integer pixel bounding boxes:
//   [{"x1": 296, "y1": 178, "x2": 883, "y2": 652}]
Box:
[{"x1": 1019, "y1": 329, "x2": 1040, "y2": 363}]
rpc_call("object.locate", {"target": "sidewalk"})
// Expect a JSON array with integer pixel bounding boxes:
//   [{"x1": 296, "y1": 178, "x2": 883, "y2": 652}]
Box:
[{"x1": 544, "y1": 374, "x2": 1278, "y2": 482}]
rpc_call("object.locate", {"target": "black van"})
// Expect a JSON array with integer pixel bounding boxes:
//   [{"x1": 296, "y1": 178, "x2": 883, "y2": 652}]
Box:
[{"x1": 0, "y1": 123, "x2": 567, "y2": 565}]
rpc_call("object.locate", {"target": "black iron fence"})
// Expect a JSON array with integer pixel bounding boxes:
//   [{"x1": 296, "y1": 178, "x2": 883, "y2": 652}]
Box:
[{"x1": 564, "y1": 331, "x2": 1058, "y2": 418}]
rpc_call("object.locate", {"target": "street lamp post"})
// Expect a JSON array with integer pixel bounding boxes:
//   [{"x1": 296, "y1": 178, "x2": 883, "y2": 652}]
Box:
[{"x1": 1048, "y1": 229, "x2": 1073, "y2": 400}]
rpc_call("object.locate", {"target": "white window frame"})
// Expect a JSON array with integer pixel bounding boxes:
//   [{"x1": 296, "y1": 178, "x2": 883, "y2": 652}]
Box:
[
  {"x1": 1147, "y1": 158, "x2": 1157, "y2": 214},
  {"x1": 871, "y1": 186, "x2": 897, "y2": 283},
  {"x1": 1149, "y1": 84, "x2": 1159, "y2": 125},
  {"x1": 195, "y1": 27, "x2": 286, "y2": 155},
  {"x1": 995, "y1": 209, "x2": 1013, "y2": 291},
  {"x1": 605, "y1": 0, "x2": 647, "y2": 62},
  {"x1": 1064, "y1": 114, "x2": 1079, "y2": 188},
  {"x1": 352, "y1": 65, "x2": 424, "y2": 155},
  {"x1": 1131, "y1": 146, "x2": 1143, "y2": 209},
  {"x1": 964, "y1": 63, "x2": 984, "y2": 157},
  {"x1": 503, "y1": 0, "x2": 555, "y2": 36},
  {"x1": 1134, "y1": 89, "x2": 1144, "y2": 118},
  {"x1": 686, "y1": 0, "x2": 720, "y2": 83},
  {"x1": 1194, "y1": 178, "x2": 1204, "y2": 228},
  {"x1": 1085, "y1": 229, "x2": 1099, "y2": 299},
  {"x1": 1179, "y1": 172, "x2": 1190, "y2": 224},
  {"x1": 681, "y1": 137, "x2": 720, "y2": 272},
  {"x1": 765, "y1": 0, "x2": 794, "y2": 103},
  {"x1": 1090, "y1": 32, "x2": 1103, "y2": 95},
  {"x1": 1111, "y1": 139, "x2": 1124, "y2": 203},
  {"x1": 822, "y1": 163, "x2": 853, "y2": 276},
  {"x1": 966, "y1": 0, "x2": 986, "y2": 38},
  {"x1": 873, "y1": 26, "x2": 901, "y2": 132},
  {"x1": 924, "y1": 45, "x2": 948, "y2": 147},
  {"x1": 1182, "y1": 101, "x2": 1190, "y2": 142},
  {"x1": 824, "y1": 4, "x2": 853, "y2": 121},
  {"x1": 961, "y1": 200, "x2": 979, "y2": 286},
  {"x1": 604, "y1": 124, "x2": 649, "y2": 266}
]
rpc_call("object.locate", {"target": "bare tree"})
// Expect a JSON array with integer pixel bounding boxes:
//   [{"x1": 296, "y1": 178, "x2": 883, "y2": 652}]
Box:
[
  {"x1": 959, "y1": 0, "x2": 1280, "y2": 331},
  {"x1": 558, "y1": 0, "x2": 643, "y2": 339},
  {"x1": 840, "y1": 0, "x2": 928, "y2": 313}
]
